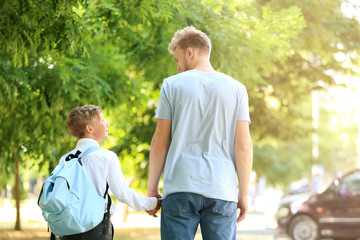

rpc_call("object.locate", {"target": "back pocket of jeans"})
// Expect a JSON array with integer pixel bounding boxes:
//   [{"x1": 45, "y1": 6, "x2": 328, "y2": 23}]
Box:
[
  {"x1": 163, "y1": 193, "x2": 188, "y2": 216},
  {"x1": 214, "y1": 200, "x2": 237, "y2": 217}
]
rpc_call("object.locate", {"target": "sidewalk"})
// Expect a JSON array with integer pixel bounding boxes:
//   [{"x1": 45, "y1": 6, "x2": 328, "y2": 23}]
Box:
[
  {"x1": 0, "y1": 197, "x2": 271, "y2": 229},
  {"x1": 0, "y1": 197, "x2": 285, "y2": 240},
  {"x1": 0, "y1": 198, "x2": 46, "y2": 229}
]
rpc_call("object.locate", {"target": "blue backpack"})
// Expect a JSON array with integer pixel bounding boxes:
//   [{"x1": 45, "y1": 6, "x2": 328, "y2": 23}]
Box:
[{"x1": 38, "y1": 146, "x2": 108, "y2": 236}]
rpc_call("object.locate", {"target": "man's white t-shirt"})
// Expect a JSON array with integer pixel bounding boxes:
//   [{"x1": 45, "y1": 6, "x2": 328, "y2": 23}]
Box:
[{"x1": 155, "y1": 70, "x2": 250, "y2": 202}]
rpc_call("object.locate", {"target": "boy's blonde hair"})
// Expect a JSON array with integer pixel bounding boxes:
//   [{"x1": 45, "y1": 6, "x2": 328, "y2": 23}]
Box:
[
  {"x1": 168, "y1": 26, "x2": 211, "y2": 55},
  {"x1": 67, "y1": 105, "x2": 103, "y2": 139}
]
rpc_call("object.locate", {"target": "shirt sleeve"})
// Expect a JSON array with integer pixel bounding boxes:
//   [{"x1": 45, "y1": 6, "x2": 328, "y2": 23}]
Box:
[
  {"x1": 237, "y1": 86, "x2": 251, "y2": 123},
  {"x1": 155, "y1": 80, "x2": 172, "y2": 120},
  {"x1": 107, "y1": 153, "x2": 157, "y2": 211}
]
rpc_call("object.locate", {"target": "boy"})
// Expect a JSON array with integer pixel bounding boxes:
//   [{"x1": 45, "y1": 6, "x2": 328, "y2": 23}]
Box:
[{"x1": 61, "y1": 105, "x2": 160, "y2": 240}]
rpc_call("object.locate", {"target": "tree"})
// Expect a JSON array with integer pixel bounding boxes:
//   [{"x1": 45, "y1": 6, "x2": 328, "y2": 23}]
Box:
[
  {"x1": 253, "y1": 0, "x2": 360, "y2": 139},
  {"x1": 97, "y1": 0, "x2": 306, "y2": 191},
  {"x1": 0, "y1": 0, "x2": 91, "y2": 67},
  {"x1": 1, "y1": 2, "x2": 359, "y2": 231},
  {"x1": 0, "y1": 0, "x2": 180, "y2": 230},
  {"x1": 249, "y1": 0, "x2": 360, "y2": 186},
  {"x1": 317, "y1": 85, "x2": 359, "y2": 176},
  {"x1": 1, "y1": 7, "x2": 96, "y2": 230},
  {"x1": 6, "y1": 0, "x2": 307, "y2": 192}
]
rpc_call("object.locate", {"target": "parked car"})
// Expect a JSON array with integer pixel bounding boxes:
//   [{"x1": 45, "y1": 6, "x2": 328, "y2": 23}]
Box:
[{"x1": 275, "y1": 169, "x2": 360, "y2": 240}]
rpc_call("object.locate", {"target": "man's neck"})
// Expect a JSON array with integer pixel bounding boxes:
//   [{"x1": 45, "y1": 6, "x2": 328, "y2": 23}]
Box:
[
  {"x1": 191, "y1": 57, "x2": 215, "y2": 72},
  {"x1": 192, "y1": 66, "x2": 216, "y2": 72}
]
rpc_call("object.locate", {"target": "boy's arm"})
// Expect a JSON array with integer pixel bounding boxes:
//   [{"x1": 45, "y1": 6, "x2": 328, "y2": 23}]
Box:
[
  {"x1": 107, "y1": 153, "x2": 158, "y2": 211},
  {"x1": 147, "y1": 119, "x2": 171, "y2": 197},
  {"x1": 234, "y1": 121, "x2": 253, "y2": 223}
]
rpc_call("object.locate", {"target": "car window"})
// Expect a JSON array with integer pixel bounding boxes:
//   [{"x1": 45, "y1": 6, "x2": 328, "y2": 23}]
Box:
[
  {"x1": 339, "y1": 171, "x2": 360, "y2": 199},
  {"x1": 321, "y1": 184, "x2": 336, "y2": 199}
]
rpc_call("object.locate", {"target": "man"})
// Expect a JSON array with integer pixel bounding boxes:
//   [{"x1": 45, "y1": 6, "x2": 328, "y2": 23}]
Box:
[{"x1": 147, "y1": 26, "x2": 253, "y2": 240}]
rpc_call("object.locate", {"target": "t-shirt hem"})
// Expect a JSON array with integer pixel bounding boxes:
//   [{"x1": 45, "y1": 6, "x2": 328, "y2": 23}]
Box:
[
  {"x1": 163, "y1": 190, "x2": 238, "y2": 202},
  {"x1": 154, "y1": 115, "x2": 172, "y2": 120}
]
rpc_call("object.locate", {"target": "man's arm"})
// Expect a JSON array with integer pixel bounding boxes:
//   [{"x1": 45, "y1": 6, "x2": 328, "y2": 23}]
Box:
[
  {"x1": 147, "y1": 119, "x2": 171, "y2": 198},
  {"x1": 234, "y1": 121, "x2": 253, "y2": 223}
]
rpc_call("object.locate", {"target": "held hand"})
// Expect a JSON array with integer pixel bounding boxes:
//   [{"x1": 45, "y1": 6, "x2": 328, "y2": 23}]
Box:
[
  {"x1": 146, "y1": 198, "x2": 162, "y2": 217},
  {"x1": 146, "y1": 191, "x2": 162, "y2": 218},
  {"x1": 237, "y1": 196, "x2": 248, "y2": 223}
]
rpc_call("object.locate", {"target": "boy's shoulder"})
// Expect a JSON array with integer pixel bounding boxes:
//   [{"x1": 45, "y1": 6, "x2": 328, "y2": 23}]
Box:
[
  {"x1": 91, "y1": 147, "x2": 118, "y2": 160},
  {"x1": 59, "y1": 147, "x2": 118, "y2": 163}
]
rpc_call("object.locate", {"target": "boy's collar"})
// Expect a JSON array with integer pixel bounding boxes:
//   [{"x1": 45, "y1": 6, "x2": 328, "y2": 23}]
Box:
[{"x1": 76, "y1": 138, "x2": 100, "y2": 147}]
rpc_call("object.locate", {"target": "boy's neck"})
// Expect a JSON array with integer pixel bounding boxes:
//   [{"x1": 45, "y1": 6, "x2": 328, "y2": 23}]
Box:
[{"x1": 81, "y1": 134, "x2": 102, "y2": 143}]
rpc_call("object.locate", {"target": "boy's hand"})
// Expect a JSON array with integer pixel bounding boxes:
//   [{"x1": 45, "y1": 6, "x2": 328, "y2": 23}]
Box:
[{"x1": 147, "y1": 197, "x2": 162, "y2": 217}]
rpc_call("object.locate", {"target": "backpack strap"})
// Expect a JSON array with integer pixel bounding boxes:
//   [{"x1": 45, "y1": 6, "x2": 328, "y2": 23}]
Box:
[
  {"x1": 104, "y1": 183, "x2": 112, "y2": 213},
  {"x1": 65, "y1": 150, "x2": 81, "y2": 162},
  {"x1": 103, "y1": 183, "x2": 109, "y2": 198},
  {"x1": 64, "y1": 146, "x2": 101, "y2": 165},
  {"x1": 78, "y1": 146, "x2": 102, "y2": 158}
]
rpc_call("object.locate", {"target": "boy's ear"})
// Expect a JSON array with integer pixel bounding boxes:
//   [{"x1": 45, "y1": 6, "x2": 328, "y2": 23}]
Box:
[{"x1": 85, "y1": 125, "x2": 93, "y2": 133}]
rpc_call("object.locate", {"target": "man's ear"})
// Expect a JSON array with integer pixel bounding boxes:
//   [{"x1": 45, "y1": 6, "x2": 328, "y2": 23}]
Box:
[
  {"x1": 186, "y1": 47, "x2": 194, "y2": 59},
  {"x1": 85, "y1": 125, "x2": 93, "y2": 133}
]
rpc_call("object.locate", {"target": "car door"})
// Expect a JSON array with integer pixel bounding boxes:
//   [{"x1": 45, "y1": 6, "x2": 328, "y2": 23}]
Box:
[
  {"x1": 337, "y1": 171, "x2": 360, "y2": 236},
  {"x1": 316, "y1": 171, "x2": 360, "y2": 238}
]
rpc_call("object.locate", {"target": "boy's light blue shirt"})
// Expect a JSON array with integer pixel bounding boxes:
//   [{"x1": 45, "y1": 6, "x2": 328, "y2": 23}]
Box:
[{"x1": 155, "y1": 70, "x2": 250, "y2": 202}]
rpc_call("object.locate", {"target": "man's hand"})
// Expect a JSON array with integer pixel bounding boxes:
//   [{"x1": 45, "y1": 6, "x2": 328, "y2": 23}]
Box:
[
  {"x1": 146, "y1": 191, "x2": 162, "y2": 217},
  {"x1": 237, "y1": 196, "x2": 248, "y2": 223},
  {"x1": 146, "y1": 119, "x2": 171, "y2": 217}
]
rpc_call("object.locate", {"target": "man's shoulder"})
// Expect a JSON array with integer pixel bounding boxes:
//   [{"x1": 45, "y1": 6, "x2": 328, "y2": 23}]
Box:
[
  {"x1": 163, "y1": 71, "x2": 247, "y2": 90},
  {"x1": 164, "y1": 70, "x2": 218, "y2": 85},
  {"x1": 164, "y1": 71, "x2": 189, "y2": 82},
  {"x1": 218, "y1": 72, "x2": 244, "y2": 84}
]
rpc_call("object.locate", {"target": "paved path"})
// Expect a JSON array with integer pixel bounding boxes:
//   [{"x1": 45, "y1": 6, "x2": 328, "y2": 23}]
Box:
[{"x1": 0, "y1": 197, "x2": 290, "y2": 239}]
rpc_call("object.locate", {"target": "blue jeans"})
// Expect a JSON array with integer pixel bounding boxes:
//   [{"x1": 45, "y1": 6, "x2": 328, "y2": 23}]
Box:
[{"x1": 161, "y1": 192, "x2": 237, "y2": 240}]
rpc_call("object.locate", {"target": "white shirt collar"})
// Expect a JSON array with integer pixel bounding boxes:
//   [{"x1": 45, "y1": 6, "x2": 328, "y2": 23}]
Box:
[{"x1": 76, "y1": 138, "x2": 100, "y2": 148}]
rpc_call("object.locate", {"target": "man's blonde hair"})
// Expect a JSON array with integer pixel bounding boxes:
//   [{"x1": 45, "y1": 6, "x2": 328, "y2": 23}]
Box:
[
  {"x1": 67, "y1": 105, "x2": 103, "y2": 139},
  {"x1": 168, "y1": 26, "x2": 211, "y2": 55}
]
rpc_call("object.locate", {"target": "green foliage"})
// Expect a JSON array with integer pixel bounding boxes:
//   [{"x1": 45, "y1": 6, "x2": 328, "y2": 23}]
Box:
[
  {"x1": 250, "y1": 0, "x2": 360, "y2": 186},
  {"x1": 0, "y1": 0, "x2": 359, "y2": 192},
  {"x1": 11, "y1": 178, "x2": 27, "y2": 202},
  {"x1": 317, "y1": 87, "x2": 359, "y2": 176},
  {"x1": 254, "y1": 139, "x2": 312, "y2": 187},
  {"x1": 0, "y1": 168, "x2": 11, "y2": 190},
  {"x1": 0, "y1": 0, "x2": 91, "y2": 67},
  {"x1": 252, "y1": 0, "x2": 360, "y2": 142}
]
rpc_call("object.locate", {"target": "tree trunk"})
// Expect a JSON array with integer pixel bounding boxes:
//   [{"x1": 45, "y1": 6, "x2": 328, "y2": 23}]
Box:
[{"x1": 14, "y1": 150, "x2": 21, "y2": 230}]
